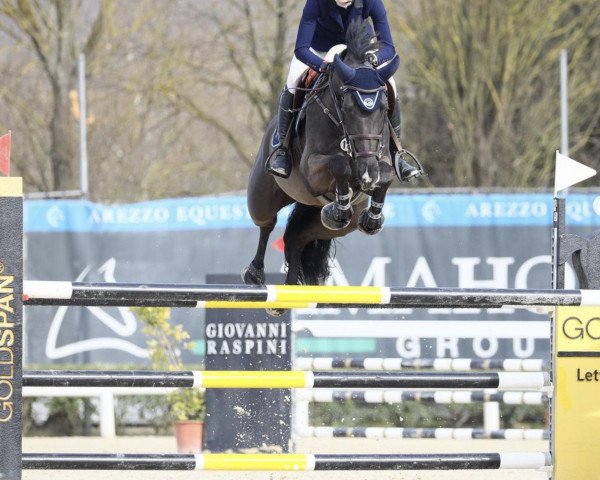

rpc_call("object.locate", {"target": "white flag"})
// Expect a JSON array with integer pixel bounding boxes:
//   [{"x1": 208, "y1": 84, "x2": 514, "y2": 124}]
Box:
[{"x1": 554, "y1": 151, "x2": 596, "y2": 195}]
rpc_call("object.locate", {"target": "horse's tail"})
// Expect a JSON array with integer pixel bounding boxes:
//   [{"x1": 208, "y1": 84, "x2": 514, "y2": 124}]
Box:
[
  {"x1": 301, "y1": 236, "x2": 333, "y2": 285},
  {"x1": 284, "y1": 203, "x2": 333, "y2": 285}
]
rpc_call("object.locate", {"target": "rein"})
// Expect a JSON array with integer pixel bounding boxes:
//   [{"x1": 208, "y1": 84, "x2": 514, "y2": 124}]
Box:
[{"x1": 312, "y1": 69, "x2": 387, "y2": 162}]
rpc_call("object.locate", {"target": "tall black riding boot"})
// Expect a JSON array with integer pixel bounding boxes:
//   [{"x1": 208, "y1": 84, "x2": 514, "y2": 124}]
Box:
[
  {"x1": 390, "y1": 98, "x2": 421, "y2": 182},
  {"x1": 268, "y1": 88, "x2": 295, "y2": 178}
]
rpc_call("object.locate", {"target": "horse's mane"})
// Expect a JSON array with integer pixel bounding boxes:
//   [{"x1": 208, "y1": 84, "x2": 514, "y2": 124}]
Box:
[{"x1": 345, "y1": 19, "x2": 378, "y2": 63}]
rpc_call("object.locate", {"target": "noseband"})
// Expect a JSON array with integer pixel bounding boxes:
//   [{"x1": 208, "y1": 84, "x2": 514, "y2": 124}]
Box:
[{"x1": 312, "y1": 70, "x2": 388, "y2": 162}]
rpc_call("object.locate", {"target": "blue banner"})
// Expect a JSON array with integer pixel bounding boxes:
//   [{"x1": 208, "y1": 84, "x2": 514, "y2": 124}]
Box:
[{"x1": 24, "y1": 193, "x2": 600, "y2": 233}]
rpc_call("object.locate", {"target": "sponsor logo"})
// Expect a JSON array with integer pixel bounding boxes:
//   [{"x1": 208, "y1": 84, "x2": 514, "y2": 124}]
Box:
[
  {"x1": 205, "y1": 322, "x2": 288, "y2": 356},
  {"x1": 465, "y1": 201, "x2": 547, "y2": 219},
  {"x1": 593, "y1": 196, "x2": 600, "y2": 216},
  {"x1": 421, "y1": 200, "x2": 442, "y2": 223},
  {"x1": 0, "y1": 275, "x2": 15, "y2": 422},
  {"x1": 46, "y1": 258, "x2": 148, "y2": 360},
  {"x1": 566, "y1": 200, "x2": 596, "y2": 222},
  {"x1": 46, "y1": 205, "x2": 66, "y2": 228},
  {"x1": 562, "y1": 316, "x2": 600, "y2": 340}
]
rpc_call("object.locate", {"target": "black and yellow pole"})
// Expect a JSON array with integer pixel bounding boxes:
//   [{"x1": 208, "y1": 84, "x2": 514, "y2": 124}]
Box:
[{"x1": 0, "y1": 176, "x2": 23, "y2": 479}]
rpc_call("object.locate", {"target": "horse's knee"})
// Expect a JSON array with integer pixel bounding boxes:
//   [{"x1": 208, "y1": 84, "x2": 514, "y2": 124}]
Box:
[
  {"x1": 256, "y1": 219, "x2": 277, "y2": 230},
  {"x1": 378, "y1": 162, "x2": 395, "y2": 185},
  {"x1": 247, "y1": 213, "x2": 277, "y2": 230}
]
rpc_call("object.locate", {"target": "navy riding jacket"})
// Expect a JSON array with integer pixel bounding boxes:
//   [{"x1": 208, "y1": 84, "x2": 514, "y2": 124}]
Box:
[{"x1": 294, "y1": 0, "x2": 396, "y2": 71}]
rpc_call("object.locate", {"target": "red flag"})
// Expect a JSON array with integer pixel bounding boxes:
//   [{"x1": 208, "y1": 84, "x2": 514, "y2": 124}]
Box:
[
  {"x1": 0, "y1": 131, "x2": 11, "y2": 176},
  {"x1": 272, "y1": 236, "x2": 285, "y2": 252}
]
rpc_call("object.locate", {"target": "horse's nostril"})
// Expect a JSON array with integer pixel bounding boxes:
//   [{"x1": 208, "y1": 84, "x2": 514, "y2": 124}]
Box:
[
  {"x1": 361, "y1": 170, "x2": 380, "y2": 190},
  {"x1": 361, "y1": 181, "x2": 375, "y2": 192}
]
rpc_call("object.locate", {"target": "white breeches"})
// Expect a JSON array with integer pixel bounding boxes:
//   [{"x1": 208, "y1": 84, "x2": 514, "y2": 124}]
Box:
[
  {"x1": 286, "y1": 48, "x2": 397, "y2": 97},
  {"x1": 286, "y1": 49, "x2": 327, "y2": 92}
]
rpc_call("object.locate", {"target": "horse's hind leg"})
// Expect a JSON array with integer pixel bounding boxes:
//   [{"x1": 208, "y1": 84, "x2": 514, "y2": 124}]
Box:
[
  {"x1": 265, "y1": 205, "x2": 327, "y2": 317},
  {"x1": 242, "y1": 221, "x2": 275, "y2": 285},
  {"x1": 284, "y1": 204, "x2": 339, "y2": 286},
  {"x1": 244, "y1": 140, "x2": 293, "y2": 285}
]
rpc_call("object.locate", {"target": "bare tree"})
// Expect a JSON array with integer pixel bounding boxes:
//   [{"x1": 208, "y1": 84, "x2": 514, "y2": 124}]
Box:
[
  {"x1": 2, "y1": 1, "x2": 597, "y2": 199},
  {"x1": 0, "y1": 0, "x2": 114, "y2": 192},
  {"x1": 390, "y1": 0, "x2": 600, "y2": 187},
  {"x1": 157, "y1": 0, "x2": 299, "y2": 167}
]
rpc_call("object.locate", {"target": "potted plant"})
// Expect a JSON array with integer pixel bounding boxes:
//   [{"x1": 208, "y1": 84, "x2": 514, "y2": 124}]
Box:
[
  {"x1": 134, "y1": 307, "x2": 205, "y2": 453},
  {"x1": 168, "y1": 387, "x2": 205, "y2": 453}
]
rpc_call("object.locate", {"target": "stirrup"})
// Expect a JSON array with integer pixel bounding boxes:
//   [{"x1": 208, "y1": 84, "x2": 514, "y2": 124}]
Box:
[
  {"x1": 394, "y1": 149, "x2": 425, "y2": 182},
  {"x1": 400, "y1": 163, "x2": 422, "y2": 182}
]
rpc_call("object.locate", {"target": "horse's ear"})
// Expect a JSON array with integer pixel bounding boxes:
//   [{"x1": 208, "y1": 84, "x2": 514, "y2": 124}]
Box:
[
  {"x1": 377, "y1": 55, "x2": 400, "y2": 81},
  {"x1": 333, "y1": 54, "x2": 356, "y2": 84}
]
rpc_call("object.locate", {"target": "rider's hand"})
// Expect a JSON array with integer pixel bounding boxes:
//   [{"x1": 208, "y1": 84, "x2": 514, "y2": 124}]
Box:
[
  {"x1": 319, "y1": 61, "x2": 331, "y2": 73},
  {"x1": 365, "y1": 51, "x2": 378, "y2": 67}
]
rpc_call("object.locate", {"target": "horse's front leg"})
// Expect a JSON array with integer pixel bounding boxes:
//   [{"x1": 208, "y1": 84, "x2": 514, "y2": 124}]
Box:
[
  {"x1": 321, "y1": 155, "x2": 353, "y2": 230},
  {"x1": 358, "y1": 162, "x2": 394, "y2": 235}
]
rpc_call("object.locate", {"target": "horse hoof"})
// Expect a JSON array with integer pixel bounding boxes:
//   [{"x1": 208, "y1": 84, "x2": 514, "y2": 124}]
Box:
[
  {"x1": 242, "y1": 264, "x2": 265, "y2": 285},
  {"x1": 358, "y1": 210, "x2": 384, "y2": 235},
  {"x1": 321, "y1": 203, "x2": 352, "y2": 230},
  {"x1": 266, "y1": 308, "x2": 287, "y2": 317}
]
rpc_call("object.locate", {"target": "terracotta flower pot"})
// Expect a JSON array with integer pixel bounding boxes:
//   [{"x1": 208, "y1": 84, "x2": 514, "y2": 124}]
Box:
[{"x1": 175, "y1": 420, "x2": 204, "y2": 453}]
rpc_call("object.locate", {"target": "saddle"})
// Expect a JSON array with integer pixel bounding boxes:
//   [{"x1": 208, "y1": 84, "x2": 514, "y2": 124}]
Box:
[{"x1": 293, "y1": 43, "x2": 349, "y2": 110}]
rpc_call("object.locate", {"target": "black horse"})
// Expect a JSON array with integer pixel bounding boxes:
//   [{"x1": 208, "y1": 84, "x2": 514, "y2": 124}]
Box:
[{"x1": 243, "y1": 20, "x2": 399, "y2": 304}]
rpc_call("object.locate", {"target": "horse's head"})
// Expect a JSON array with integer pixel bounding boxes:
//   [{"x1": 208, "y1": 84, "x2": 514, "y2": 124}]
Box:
[{"x1": 328, "y1": 20, "x2": 399, "y2": 192}]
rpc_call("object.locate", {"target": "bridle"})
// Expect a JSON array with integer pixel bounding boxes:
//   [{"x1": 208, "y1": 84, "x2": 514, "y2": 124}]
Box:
[{"x1": 311, "y1": 68, "x2": 388, "y2": 162}]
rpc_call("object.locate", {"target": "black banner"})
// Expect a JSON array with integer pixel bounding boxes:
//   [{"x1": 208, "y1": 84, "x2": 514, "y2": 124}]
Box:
[{"x1": 203, "y1": 274, "x2": 291, "y2": 452}]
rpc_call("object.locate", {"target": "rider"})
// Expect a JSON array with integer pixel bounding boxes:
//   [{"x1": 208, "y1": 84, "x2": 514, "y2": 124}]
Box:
[{"x1": 268, "y1": 0, "x2": 421, "y2": 182}]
